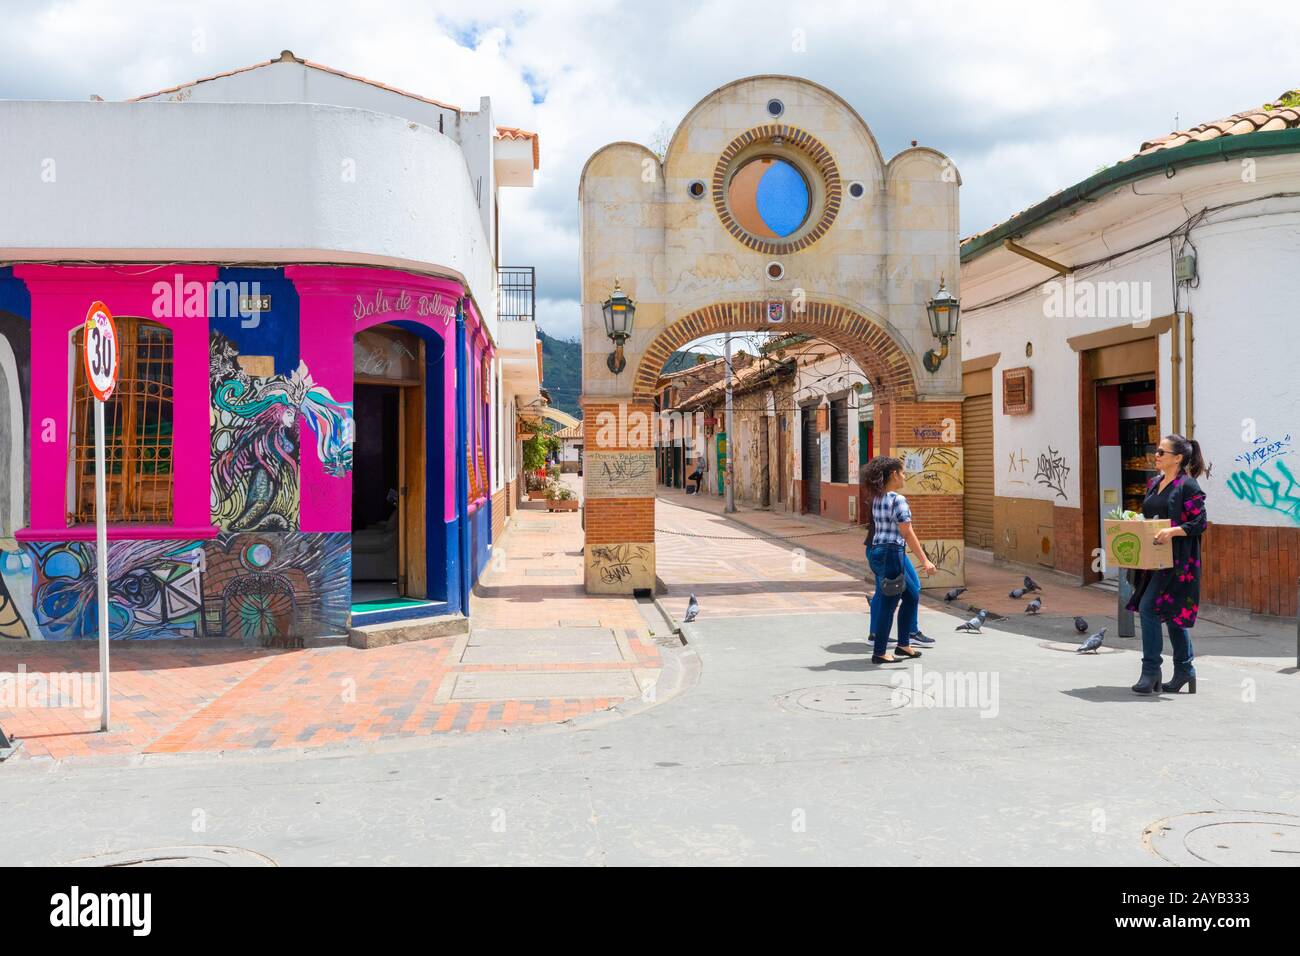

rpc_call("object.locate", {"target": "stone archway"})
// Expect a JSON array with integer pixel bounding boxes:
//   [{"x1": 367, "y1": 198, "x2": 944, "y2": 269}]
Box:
[
  {"x1": 582, "y1": 298, "x2": 965, "y2": 595},
  {"x1": 578, "y1": 75, "x2": 965, "y2": 595}
]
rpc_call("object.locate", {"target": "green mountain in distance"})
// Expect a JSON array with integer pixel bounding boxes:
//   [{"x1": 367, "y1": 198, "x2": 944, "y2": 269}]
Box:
[{"x1": 537, "y1": 328, "x2": 708, "y2": 420}]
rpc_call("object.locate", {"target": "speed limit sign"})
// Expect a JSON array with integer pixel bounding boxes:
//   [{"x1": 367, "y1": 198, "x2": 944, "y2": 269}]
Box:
[{"x1": 84, "y1": 300, "x2": 119, "y2": 401}]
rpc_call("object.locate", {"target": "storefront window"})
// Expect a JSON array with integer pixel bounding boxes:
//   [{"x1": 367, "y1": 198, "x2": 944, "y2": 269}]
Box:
[{"x1": 71, "y1": 317, "x2": 174, "y2": 523}]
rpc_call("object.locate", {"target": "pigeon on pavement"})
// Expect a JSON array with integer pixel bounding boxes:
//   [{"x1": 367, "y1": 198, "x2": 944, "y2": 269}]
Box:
[
  {"x1": 1074, "y1": 616, "x2": 1089, "y2": 633},
  {"x1": 1025, "y1": 597, "x2": 1042, "y2": 614},
  {"x1": 1009, "y1": 587, "x2": 1026, "y2": 598},
  {"x1": 956, "y1": 609, "x2": 989, "y2": 633},
  {"x1": 683, "y1": 594, "x2": 700, "y2": 623},
  {"x1": 1024, "y1": 575, "x2": 1041, "y2": 592},
  {"x1": 1076, "y1": 628, "x2": 1107, "y2": 653},
  {"x1": 944, "y1": 587, "x2": 967, "y2": 602}
]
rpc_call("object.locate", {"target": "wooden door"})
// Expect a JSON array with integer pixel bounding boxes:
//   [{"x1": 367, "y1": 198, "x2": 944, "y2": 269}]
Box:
[{"x1": 400, "y1": 341, "x2": 427, "y2": 599}]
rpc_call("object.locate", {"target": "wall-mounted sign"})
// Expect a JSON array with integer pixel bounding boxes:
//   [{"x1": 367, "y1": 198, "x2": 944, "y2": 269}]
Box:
[
  {"x1": 767, "y1": 300, "x2": 786, "y2": 324},
  {"x1": 238, "y1": 294, "x2": 271, "y2": 313},
  {"x1": 353, "y1": 288, "x2": 457, "y2": 326},
  {"x1": 1002, "y1": 366, "x2": 1033, "y2": 416},
  {"x1": 585, "y1": 451, "x2": 656, "y2": 498}
]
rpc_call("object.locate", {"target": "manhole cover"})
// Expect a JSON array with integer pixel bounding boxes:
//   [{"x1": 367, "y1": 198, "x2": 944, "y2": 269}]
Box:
[
  {"x1": 1144, "y1": 811, "x2": 1300, "y2": 866},
  {"x1": 1038, "y1": 640, "x2": 1123, "y2": 654},
  {"x1": 776, "y1": 683, "x2": 932, "y2": 718},
  {"x1": 67, "y1": 845, "x2": 276, "y2": 867}
]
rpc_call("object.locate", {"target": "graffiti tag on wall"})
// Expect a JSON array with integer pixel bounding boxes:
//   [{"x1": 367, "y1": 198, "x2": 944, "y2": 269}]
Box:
[
  {"x1": 587, "y1": 543, "x2": 652, "y2": 587},
  {"x1": 1007, "y1": 449, "x2": 1030, "y2": 487},
  {"x1": 585, "y1": 451, "x2": 656, "y2": 499},
  {"x1": 1235, "y1": 434, "x2": 1292, "y2": 467},
  {"x1": 1226, "y1": 459, "x2": 1300, "y2": 525},
  {"x1": 1034, "y1": 447, "x2": 1070, "y2": 499},
  {"x1": 897, "y1": 446, "x2": 964, "y2": 495}
]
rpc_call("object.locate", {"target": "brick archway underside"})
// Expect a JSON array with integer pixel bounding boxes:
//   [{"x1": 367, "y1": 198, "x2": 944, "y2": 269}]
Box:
[{"x1": 633, "y1": 300, "x2": 917, "y2": 402}]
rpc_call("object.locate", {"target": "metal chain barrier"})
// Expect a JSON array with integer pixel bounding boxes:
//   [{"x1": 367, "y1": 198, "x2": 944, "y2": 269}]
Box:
[{"x1": 655, "y1": 525, "x2": 862, "y2": 541}]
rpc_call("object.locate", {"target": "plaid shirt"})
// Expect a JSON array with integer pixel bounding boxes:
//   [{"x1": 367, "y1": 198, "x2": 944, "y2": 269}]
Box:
[{"x1": 869, "y1": 491, "x2": 911, "y2": 547}]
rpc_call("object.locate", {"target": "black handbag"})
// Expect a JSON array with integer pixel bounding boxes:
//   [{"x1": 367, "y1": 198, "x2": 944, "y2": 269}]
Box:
[{"x1": 878, "y1": 573, "x2": 907, "y2": 597}]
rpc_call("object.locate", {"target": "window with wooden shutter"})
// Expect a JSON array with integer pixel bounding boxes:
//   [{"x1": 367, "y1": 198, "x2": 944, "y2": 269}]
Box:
[{"x1": 70, "y1": 317, "x2": 174, "y2": 523}]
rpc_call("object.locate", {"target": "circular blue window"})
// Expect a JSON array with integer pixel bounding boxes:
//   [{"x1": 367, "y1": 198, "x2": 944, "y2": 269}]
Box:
[{"x1": 727, "y1": 157, "x2": 811, "y2": 239}]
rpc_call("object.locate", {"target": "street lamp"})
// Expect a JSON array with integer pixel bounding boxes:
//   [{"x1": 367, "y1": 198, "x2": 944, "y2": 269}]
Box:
[
  {"x1": 601, "y1": 281, "x2": 635, "y2": 374},
  {"x1": 923, "y1": 276, "x2": 960, "y2": 373}
]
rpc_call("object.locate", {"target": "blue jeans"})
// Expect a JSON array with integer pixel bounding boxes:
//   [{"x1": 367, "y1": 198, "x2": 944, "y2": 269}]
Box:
[
  {"x1": 867, "y1": 544, "x2": 920, "y2": 656},
  {"x1": 1138, "y1": 584, "x2": 1194, "y2": 676}
]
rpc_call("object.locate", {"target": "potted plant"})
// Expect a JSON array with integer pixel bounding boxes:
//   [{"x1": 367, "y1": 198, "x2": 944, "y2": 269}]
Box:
[
  {"x1": 526, "y1": 472, "x2": 549, "y2": 500},
  {"x1": 545, "y1": 481, "x2": 580, "y2": 512}
]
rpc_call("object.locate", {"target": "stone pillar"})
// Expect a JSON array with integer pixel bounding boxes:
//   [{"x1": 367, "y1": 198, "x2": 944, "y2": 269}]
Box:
[
  {"x1": 582, "y1": 398, "x2": 657, "y2": 594},
  {"x1": 886, "y1": 400, "x2": 965, "y2": 589}
]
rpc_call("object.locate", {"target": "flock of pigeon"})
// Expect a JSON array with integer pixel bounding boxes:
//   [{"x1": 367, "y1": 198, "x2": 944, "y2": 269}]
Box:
[
  {"x1": 944, "y1": 575, "x2": 1107, "y2": 653},
  {"x1": 681, "y1": 573, "x2": 1108, "y2": 654}
]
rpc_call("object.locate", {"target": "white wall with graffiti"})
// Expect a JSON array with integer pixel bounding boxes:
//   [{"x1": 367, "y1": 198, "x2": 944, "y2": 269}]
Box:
[
  {"x1": 1176, "y1": 208, "x2": 1300, "y2": 529},
  {"x1": 963, "y1": 242, "x2": 1178, "y2": 509}
]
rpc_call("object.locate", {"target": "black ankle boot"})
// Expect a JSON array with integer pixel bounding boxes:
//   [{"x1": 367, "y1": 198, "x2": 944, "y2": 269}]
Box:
[
  {"x1": 1131, "y1": 671, "x2": 1162, "y2": 694},
  {"x1": 1162, "y1": 671, "x2": 1197, "y2": 694}
]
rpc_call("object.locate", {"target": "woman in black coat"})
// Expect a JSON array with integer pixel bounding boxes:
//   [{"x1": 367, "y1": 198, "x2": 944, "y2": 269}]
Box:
[{"x1": 1125, "y1": 434, "x2": 1209, "y2": 695}]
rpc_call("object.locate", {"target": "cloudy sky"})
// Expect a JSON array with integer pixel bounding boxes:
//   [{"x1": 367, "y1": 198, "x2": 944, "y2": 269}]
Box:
[{"x1": 5, "y1": 1, "x2": 1298, "y2": 340}]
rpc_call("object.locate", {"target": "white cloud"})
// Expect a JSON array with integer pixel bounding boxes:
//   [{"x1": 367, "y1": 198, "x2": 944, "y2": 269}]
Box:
[{"x1": 5, "y1": 0, "x2": 1299, "y2": 338}]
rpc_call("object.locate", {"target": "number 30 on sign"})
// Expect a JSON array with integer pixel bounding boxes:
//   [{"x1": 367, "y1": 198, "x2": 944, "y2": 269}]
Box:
[{"x1": 84, "y1": 301, "x2": 119, "y2": 401}]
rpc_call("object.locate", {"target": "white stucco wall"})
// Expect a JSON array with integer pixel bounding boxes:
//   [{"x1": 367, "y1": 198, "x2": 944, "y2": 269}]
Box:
[
  {"x1": 0, "y1": 100, "x2": 497, "y2": 342},
  {"x1": 962, "y1": 164, "x2": 1300, "y2": 530}
]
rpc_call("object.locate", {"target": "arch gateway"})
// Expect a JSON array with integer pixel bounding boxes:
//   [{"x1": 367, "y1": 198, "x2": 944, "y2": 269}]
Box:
[{"x1": 579, "y1": 76, "x2": 964, "y2": 594}]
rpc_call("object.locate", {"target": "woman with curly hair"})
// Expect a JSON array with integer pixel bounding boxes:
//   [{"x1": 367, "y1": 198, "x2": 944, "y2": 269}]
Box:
[
  {"x1": 862, "y1": 455, "x2": 936, "y2": 664},
  {"x1": 1126, "y1": 434, "x2": 1209, "y2": 695}
]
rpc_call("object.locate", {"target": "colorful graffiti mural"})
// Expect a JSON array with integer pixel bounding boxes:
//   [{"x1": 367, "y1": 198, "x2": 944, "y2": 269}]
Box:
[
  {"x1": 9, "y1": 532, "x2": 348, "y2": 645},
  {"x1": 30, "y1": 539, "x2": 205, "y2": 640},
  {"x1": 210, "y1": 333, "x2": 352, "y2": 531},
  {"x1": 202, "y1": 532, "x2": 350, "y2": 645}
]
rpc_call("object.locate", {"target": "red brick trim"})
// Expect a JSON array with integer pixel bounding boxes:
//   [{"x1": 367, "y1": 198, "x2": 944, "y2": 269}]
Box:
[{"x1": 633, "y1": 300, "x2": 916, "y2": 402}]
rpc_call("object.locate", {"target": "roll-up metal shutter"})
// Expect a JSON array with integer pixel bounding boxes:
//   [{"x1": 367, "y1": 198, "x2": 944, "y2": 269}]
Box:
[{"x1": 963, "y1": 393, "x2": 994, "y2": 549}]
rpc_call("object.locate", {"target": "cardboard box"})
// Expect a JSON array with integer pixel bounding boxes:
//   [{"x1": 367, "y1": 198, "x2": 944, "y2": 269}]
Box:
[{"x1": 1103, "y1": 518, "x2": 1173, "y2": 570}]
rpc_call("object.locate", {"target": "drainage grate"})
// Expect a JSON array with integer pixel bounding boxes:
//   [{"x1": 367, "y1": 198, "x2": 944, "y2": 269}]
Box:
[
  {"x1": 776, "y1": 682, "x2": 933, "y2": 718},
  {"x1": 68, "y1": 845, "x2": 277, "y2": 867},
  {"x1": 1143, "y1": 811, "x2": 1300, "y2": 866}
]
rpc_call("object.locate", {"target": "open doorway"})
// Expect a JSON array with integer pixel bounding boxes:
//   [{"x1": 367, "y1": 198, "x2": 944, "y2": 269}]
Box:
[
  {"x1": 352, "y1": 384, "x2": 401, "y2": 601},
  {"x1": 351, "y1": 323, "x2": 430, "y2": 612}
]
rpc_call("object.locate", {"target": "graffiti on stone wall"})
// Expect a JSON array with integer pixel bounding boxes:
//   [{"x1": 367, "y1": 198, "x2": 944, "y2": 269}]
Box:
[
  {"x1": 585, "y1": 451, "x2": 656, "y2": 499},
  {"x1": 898, "y1": 446, "x2": 964, "y2": 495},
  {"x1": 913, "y1": 538, "x2": 964, "y2": 590},
  {"x1": 587, "y1": 543, "x2": 653, "y2": 587},
  {"x1": 1226, "y1": 458, "x2": 1300, "y2": 524},
  {"x1": 211, "y1": 333, "x2": 353, "y2": 531},
  {"x1": 14, "y1": 533, "x2": 349, "y2": 644},
  {"x1": 1034, "y1": 447, "x2": 1070, "y2": 499}
]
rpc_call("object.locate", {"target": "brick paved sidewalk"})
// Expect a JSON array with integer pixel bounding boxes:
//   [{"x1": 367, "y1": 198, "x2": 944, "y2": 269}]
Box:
[
  {"x1": 656, "y1": 485, "x2": 1119, "y2": 624},
  {"x1": 0, "y1": 492, "x2": 661, "y2": 762}
]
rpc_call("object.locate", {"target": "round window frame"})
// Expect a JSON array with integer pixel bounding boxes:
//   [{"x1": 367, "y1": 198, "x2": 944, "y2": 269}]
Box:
[
  {"x1": 725, "y1": 155, "x2": 814, "y2": 240},
  {"x1": 713, "y1": 125, "x2": 841, "y2": 255}
]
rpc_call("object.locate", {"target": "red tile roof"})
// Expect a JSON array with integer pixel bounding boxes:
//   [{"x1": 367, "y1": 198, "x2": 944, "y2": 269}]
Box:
[
  {"x1": 495, "y1": 125, "x2": 540, "y2": 170},
  {"x1": 963, "y1": 89, "x2": 1300, "y2": 247},
  {"x1": 1131, "y1": 91, "x2": 1300, "y2": 158}
]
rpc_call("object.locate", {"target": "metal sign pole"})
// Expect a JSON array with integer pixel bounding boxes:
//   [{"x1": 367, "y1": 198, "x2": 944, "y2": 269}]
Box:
[{"x1": 95, "y1": 397, "x2": 110, "y2": 731}]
